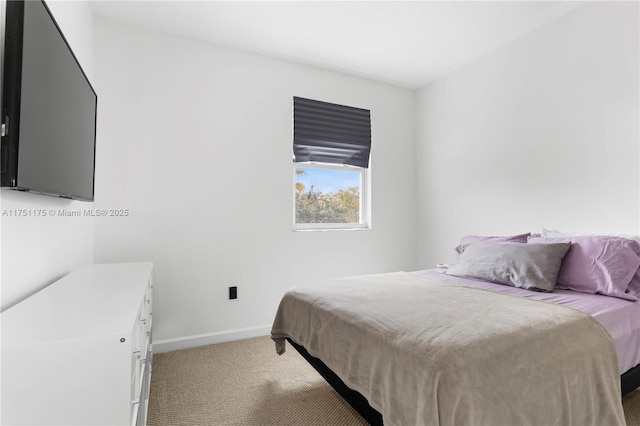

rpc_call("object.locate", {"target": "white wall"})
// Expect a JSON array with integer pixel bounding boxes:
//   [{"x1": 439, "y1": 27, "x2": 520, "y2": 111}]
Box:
[
  {"x1": 0, "y1": 0, "x2": 95, "y2": 311},
  {"x1": 415, "y1": 2, "x2": 639, "y2": 267},
  {"x1": 92, "y1": 18, "x2": 417, "y2": 349}
]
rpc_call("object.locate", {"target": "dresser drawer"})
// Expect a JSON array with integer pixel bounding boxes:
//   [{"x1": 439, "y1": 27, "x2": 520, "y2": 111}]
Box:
[
  {"x1": 130, "y1": 287, "x2": 152, "y2": 425},
  {"x1": 130, "y1": 398, "x2": 140, "y2": 426}
]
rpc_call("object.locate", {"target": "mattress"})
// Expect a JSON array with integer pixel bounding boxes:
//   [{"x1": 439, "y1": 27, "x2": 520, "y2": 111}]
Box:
[{"x1": 415, "y1": 268, "x2": 640, "y2": 374}]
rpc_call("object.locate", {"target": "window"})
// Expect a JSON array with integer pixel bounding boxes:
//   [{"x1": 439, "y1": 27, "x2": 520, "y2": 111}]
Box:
[
  {"x1": 292, "y1": 97, "x2": 371, "y2": 230},
  {"x1": 294, "y1": 163, "x2": 368, "y2": 229}
]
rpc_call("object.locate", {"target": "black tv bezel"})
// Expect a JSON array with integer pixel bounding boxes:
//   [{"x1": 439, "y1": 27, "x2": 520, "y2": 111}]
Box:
[{"x1": 1, "y1": 0, "x2": 98, "y2": 202}]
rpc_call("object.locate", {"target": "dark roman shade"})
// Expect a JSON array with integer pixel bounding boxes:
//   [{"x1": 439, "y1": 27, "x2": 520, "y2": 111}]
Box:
[{"x1": 293, "y1": 96, "x2": 371, "y2": 168}]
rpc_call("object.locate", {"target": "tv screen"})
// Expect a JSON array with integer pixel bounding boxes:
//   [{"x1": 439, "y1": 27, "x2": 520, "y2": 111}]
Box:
[{"x1": 1, "y1": 0, "x2": 97, "y2": 201}]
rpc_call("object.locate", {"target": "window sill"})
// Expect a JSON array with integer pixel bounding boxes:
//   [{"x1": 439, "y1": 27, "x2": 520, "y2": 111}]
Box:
[{"x1": 293, "y1": 225, "x2": 371, "y2": 232}]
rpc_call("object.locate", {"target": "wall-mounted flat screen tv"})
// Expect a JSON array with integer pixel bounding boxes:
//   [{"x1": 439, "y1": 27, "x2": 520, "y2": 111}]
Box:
[{"x1": 1, "y1": 0, "x2": 97, "y2": 201}]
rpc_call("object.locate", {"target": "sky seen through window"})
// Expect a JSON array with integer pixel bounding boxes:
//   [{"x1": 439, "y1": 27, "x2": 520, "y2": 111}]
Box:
[{"x1": 295, "y1": 167, "x2": 359, "y2": 193}]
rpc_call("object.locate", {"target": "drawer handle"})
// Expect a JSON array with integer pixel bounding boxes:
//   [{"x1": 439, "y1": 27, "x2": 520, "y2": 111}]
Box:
[
  {"x1": 146, "y1": 298, "x2": 151, "y2": 303},
  {"x1": 133, "y1": 349, "x2": 140, "y2": 354},
  {"x1": 132, "y1": 400, "x2": 140, "y2": 405}
]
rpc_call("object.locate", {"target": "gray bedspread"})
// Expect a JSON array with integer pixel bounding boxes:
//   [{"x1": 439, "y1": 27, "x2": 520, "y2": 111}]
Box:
[{"x1": 271, "y1": 272, "x2": 625, "y2": 426}]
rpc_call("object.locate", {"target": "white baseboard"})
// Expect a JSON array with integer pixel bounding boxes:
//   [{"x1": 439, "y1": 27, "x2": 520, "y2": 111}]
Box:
[{"x1": 153, "y1": 324, "x2": 272, "y2": 353}]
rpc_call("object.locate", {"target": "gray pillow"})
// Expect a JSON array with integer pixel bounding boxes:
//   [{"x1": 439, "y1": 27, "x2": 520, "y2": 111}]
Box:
[{"x1": 446, "y1": 242, "x2": 571, "y2": 292}]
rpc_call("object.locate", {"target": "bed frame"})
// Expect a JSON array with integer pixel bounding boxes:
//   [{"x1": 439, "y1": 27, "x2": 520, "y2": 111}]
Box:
[
  {"x1": 288, "y1": 339, "x2": 383, "y2": 426},
  {"x1": 289, "y1": 338, "x2": 640, "y2": 425},
  {"x1": 622, "y1": 364, "x2": 640, "y2": 395}
]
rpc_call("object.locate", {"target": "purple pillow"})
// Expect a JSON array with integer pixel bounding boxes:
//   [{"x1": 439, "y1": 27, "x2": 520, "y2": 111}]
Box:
[
  {"x1": 528, "y1": 235, "x2": 640, "y2": 300},
  {"x1": 624, "y1": 267, "x2": 640, "y2": 299},
  {"x1": 455, "y1": 233, "x2": 530, "y2": 254}
]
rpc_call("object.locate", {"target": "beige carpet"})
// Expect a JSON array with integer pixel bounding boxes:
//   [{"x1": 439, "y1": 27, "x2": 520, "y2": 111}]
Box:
[{"x1": 148, "y1": 336, "x2": 640, "y2": 426}]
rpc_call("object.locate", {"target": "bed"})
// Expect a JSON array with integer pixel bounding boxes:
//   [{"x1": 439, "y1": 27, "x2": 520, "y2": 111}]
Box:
[{"x1": 271, "y1": 234, "x2": 640, "y2": 425}]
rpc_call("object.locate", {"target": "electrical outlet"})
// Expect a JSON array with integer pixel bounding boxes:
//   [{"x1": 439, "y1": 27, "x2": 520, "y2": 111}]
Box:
[{"x1": 229, "y1": 286, "x2": 237, "y2": 300}]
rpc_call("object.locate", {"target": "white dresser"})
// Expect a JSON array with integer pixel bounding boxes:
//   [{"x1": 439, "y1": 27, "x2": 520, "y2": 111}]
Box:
[{"x1": 1, "y1": 262, "x2": 154, "y2": 425}]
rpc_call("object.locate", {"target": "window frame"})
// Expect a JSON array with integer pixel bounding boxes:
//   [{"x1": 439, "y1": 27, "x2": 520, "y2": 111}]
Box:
[{"x1": 292, "y1": 162, "x2": 370, "y2": 231}]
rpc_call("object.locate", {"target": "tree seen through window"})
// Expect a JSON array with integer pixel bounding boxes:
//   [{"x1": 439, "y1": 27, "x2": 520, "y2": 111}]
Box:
[{"x1": 295, "y1": 166, "x2": 360, "y2": 224}]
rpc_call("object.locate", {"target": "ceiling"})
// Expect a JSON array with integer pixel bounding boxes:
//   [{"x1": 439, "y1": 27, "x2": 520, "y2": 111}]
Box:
[{"x1": 90, "y1": 1, "x2": 583, "y2": 89}]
